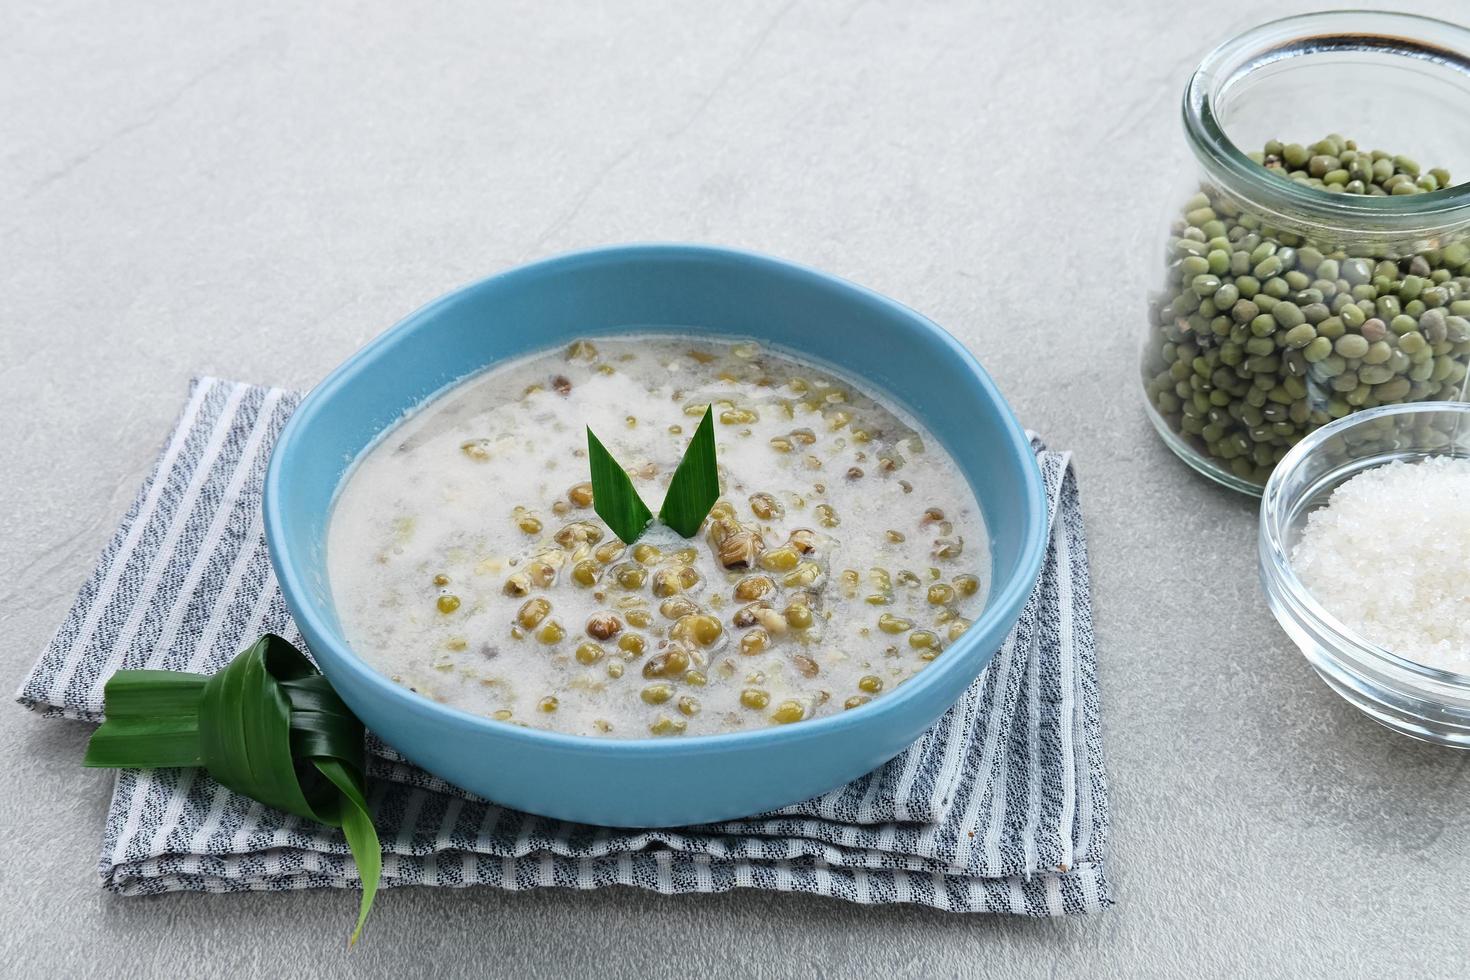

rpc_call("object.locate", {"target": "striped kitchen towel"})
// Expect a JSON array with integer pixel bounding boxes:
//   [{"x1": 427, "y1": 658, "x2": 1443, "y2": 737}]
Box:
[{"x1": 17, "y1": 378, "x2": 1111, "y2": 915}]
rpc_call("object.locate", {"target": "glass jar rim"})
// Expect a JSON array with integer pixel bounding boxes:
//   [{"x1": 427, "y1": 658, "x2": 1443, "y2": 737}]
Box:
[{"x1": 1184, "y1": 10, "x2": 1470, "y2": 230}]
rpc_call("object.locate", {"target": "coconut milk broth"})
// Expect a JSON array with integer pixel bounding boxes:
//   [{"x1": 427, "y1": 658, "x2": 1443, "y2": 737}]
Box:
[{"x1": 326, "y1": 335, "x2": 988, "y2": 737}]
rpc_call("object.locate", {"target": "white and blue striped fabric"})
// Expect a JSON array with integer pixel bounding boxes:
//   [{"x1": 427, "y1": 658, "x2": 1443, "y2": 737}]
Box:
[{"x1": 16, "y1": 378, "x2": 1111, "y2": 915}]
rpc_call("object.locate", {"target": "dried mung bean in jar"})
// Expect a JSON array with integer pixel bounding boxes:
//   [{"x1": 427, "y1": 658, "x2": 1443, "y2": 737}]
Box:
[{"x1": 1144, "y1": 134, "x2": 1470, "y2": 486}]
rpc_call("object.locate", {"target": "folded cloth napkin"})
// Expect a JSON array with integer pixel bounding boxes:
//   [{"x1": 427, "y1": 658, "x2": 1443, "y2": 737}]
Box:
[{"x1": 17, "y1": 378, "x2": 1111, "y2": 915}]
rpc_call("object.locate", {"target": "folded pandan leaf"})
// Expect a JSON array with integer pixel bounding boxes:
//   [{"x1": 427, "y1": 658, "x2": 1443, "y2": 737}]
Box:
[
  {"x1": 586, "y1": 425, "x2": 654, "y2": 545},
  {"x1": 658, "y1": 406, "x2": 719, "y2": 538},
  {"x1": 84, "y1": 634, "x2": 381, "y2": 944},
  {"x1": 588, "y1": 405, "x2": 720, "y2": 544}
]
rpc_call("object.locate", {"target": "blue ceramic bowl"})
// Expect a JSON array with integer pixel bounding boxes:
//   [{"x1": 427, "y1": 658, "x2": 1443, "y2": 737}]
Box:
[{"x1": 264, "y1": 244, "x2": 1046, "y2": 827}]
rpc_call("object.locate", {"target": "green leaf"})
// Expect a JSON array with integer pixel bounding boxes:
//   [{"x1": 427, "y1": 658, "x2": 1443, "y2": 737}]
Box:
[
  {"x1": 82, "y1": 671, "x2": 207, "y2": 769},
  {"x1": 659, "y1": 406, "x2": 720, "y2": 537},
  {"x1": 587, "y1": 426, "x2": 653, "y2": 545},
  {"x1": 281, "y1": 675, "x2": 367, "y2": 764},
  {"x1": 83, "y1": 635, "x2": 382, "y2": 944},
  {"x1": 314, "y1": 757, "x2": 380, "y2": 946},
  {"x1": 197, "y1": 636, "x2": 310, "y2": 817}
]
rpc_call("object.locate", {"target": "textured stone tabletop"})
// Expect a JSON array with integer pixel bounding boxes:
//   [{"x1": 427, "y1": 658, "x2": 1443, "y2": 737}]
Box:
[{"x1": 3, "y1": 0, "x2": 1467, "y2": 976}]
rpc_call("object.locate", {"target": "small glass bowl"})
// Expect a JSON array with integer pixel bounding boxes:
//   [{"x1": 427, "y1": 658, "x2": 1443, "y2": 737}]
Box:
[{"x1": 1260, "y1": 401, "x2": 1470, "y2": 747}]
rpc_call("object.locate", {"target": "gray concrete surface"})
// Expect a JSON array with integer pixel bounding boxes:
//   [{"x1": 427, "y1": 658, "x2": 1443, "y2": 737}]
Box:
[{"x1": 4, "y1": 0, "x2": 1469, "y2": 976}]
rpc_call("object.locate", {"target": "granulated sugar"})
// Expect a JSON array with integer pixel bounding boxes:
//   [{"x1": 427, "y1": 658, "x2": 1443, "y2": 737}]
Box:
[{"x1": 1292, "y1": 455, "x2": 1470, "y2": 675}]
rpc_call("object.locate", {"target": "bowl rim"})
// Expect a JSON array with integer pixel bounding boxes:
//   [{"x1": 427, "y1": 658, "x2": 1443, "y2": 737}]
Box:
[
  {"x1": 1260, "y1": 399, "x2": 1470, "y2": 686},
  {"x1": 264, "y1": 242, "x2": 1049, "y2": 754}
]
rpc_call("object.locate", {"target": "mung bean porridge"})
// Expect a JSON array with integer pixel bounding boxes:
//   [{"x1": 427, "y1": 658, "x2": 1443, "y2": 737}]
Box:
[{"x1": 327, "y1": 336, "x2": 988, "y2": 737}]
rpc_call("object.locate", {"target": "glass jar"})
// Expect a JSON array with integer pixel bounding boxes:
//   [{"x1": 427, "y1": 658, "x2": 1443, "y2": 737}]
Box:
[{"x1": 1141, "y1": 11, "x2": 1470, "y2": 495}]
